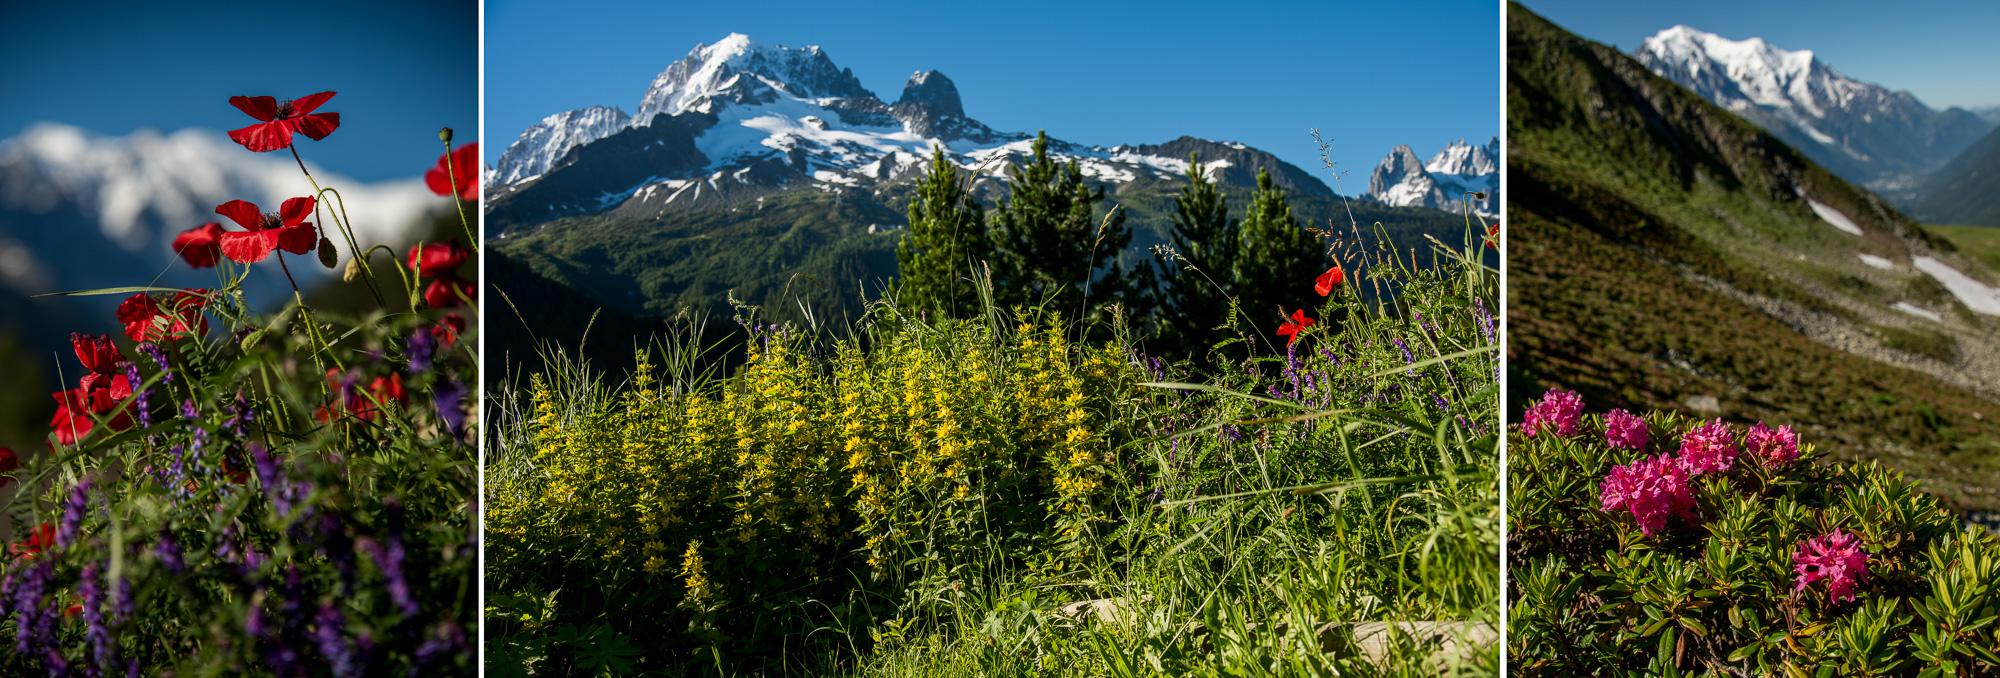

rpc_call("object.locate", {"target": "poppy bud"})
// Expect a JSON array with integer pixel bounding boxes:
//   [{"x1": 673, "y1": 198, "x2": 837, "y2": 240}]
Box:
[
  {"x1": 438, "y1": 127, "x2": 453, "y2": 143},
  {"x1": 344, "y1": 255, "x2": 364, "y2": 282},
  {"x1": 318, "y1": 237, "x2": 337, "y2": 269}
]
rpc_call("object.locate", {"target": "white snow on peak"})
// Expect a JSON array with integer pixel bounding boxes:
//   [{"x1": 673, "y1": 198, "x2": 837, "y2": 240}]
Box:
[
  {"x1": 488, "y1": 106, "x2": 631, "y2": 187},
  {"x1": 1424, "y1": 137, "x2": 1498, "y2": 176},
  {"x1": 634, "y1": 34, "x2": 858, "y2": 125},
  {"x1": 1911, "y1": 256, "x2": 2000, "y2": 316},
  {"x1": 1857, "y1": 253, "x2": 1893, "y2": 269},
  {"x1": 1365, "y1": 140, "x2": 1497, "y2": 217},
  {"x1": 0, "y1": 122, "x2": 433, "y2": 264}
]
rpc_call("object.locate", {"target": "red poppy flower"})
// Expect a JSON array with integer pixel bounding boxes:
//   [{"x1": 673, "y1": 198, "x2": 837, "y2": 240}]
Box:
[
  {"x1": 71, "y1": 333, "x2": 125, "y2": 374},
  {"x1": 1483, "y1": 223, "x2": 1500, "y2": 249},
  {"x1": 49, "y1": 386, "x2": 132, "y2": 447},
  {"x1": 423, "y1": 276, "x2": 475, "y2": 309},
  {"x1": 407, "y1": 240, "x2": 471, "y2": 277},
  {"x1": 1275, "y1": 309, "x2": 1316, "y2": 347},
  {"x1": 215, "y1": 197, "x2": 319, "y2": 264},
  {"x1": 226, "y1": 92, "x2": 340, "y2": 153},
  {"x1": 76, "y1": 372, "x2": 133, "y2": 402},
  {"x1": 432, "y1": 313, "x2": 467, "y2": 346},
  {"x1": 0, "y1": 447, "x2": 17, "y2": 488},
  {"x1": 11, "y1": 523, "x2": 56, "y2": 559},
  {"x1": 1315, "y1": 266, "x2": 1344, "y2": 296},
  {"x1": 172, "y1": 222, "x2": 226, "y2": 269},
  {"x1": 117, "y1": 290, "x2": 210, "y2": 342},
  {"x1": 425, "y1": 142, "x2": 479, "y2": 202}
]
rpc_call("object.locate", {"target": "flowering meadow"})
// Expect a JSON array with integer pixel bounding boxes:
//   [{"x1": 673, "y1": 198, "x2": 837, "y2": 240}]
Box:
[
  {"x1": 486, "y1": 213, "x2": 1500, "y2": 676},
  {"x1": 0, "y1": 92, "x2": 477, "y2": 675},
  {"x1": 1509, "y1": 390, "x2": 2000, "y2": 676}
]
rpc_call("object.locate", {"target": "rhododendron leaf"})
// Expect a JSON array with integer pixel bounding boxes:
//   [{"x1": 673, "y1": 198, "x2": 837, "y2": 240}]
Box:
[
  {"x1": 1680, "y1": 617, "x2": 1709, "y2": 637},
  {"x1": 291, "y1": 91, "x2": 336, "y2": 115},
  {"x1": 228, "y1": 95, "x2": 279, "y2": 121},
  {"x1": 216, "y1": 200, "x2": 264, "y2": 230}
]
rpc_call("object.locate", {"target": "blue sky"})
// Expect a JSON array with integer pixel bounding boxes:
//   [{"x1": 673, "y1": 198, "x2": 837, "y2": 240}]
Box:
[
  {"x1": 0, "y1": 0, "x2": 478, "y2": 183},
  {"x1": 486, "y1": 0, "x2": 1501, "y2": 195},
  {"x1": 1520, "y1": 0, "x2": 2000, "y2": 111}
]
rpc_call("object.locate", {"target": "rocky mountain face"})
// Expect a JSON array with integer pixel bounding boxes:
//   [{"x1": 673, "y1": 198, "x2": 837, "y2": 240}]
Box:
[
  {"x1": 1509, "y1": 3, "x2": 2000, "y2": 510},
  {"x1": 1633, "y1": 25, "x2": 1994, "y2": 197},
  {"x1": 484, "y1": 34, "x2": 1340, "y2": 230},
  {"x1": 1362, "y1": 138, "x2": 1498, "y2": 216}
]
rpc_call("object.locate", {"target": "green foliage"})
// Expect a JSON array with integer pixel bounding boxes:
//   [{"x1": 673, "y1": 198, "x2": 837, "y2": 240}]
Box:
[
  {"x1": 1234, "y1": 167, "x2": 1323, "y2": 327},
  {"x1": 1509, "y1": 403, "x2": 2000, "y2": 676},
  {"x1": 896, "y1": 145, "x2": 991, "y2": 319},
  {"x1": 486, "y1": 222, "x2": 1502, "y2": 676},
  {"x1": 989, "y1": 131, "x2": 1140, "y2": 330},
  {"x1": 1154, "y1": 152, "x2": 1239, "y2": 359}
]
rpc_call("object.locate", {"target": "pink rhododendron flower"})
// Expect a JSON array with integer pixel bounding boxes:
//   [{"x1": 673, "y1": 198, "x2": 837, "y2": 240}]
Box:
[
  {"x1": 1744, "y1": 422, "x2": 1799, "y2": 468},
  {"x1": 1598, "y1": 454, "x2": 1698, "y2": 536},
  {"x1": 1522, "y1": 388, "x2": 1584, "y2": 438},
  {"x1": 1678, "y1": 419, "x2": 1738, "y2": 475},
  {"x1": 1604, "y1": 409, "x2": 1648, "y2": 451},
  {"x1": 1794, "y1": 529, "x2": 1869, "y2": 603}
]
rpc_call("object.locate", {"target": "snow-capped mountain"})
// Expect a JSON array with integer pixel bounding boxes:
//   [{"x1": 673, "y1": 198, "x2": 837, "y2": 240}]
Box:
[
  {"x1": 485, "y1": 34, "x2": 1333, "y2": 227},
  {"x1": 1634, "y1": 26, "x2": 1993, "y2": 194},
  {"x1": 0, "y1": 123, "x2": 441, "y2": 312},
  {"x1": 487, "y1": 106, "x2": 631, "y2": 187},
  {"x1": 1362, "y1": 138, "x2": 1498, "y2": 216}
]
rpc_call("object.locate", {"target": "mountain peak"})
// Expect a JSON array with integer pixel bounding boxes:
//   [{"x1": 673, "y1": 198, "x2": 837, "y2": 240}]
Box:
[
  {"x1": 635, "y1": 34, "x2": 872, "y2": 124},
  {"x1": 897, "y1": 70, "x2": 963, "y2": 119}
]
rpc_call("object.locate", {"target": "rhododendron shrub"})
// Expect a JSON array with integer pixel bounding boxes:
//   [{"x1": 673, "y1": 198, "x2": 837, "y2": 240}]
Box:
[
  {"x1": 0, "y1": 90, "x2": 474, "y2": 676},
  {"x1": 1510, "y1": 405, "x2": 2000, "y2": 675}
]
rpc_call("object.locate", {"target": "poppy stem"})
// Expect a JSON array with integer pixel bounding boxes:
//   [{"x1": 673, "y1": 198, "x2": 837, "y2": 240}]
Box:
[
  {"x1": 289, "y1": 146, "x2": 385, "y2": 308},
  {"x1": 276, "y1": 255, "x2": 302, "y2": 297},
  {"x1": 440, "y1": 139, "x2": 477, "y2": 254}
]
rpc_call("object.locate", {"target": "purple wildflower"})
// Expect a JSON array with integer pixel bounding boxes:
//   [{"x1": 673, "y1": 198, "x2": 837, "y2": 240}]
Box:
[
  {"x1": 410, "y1": 622, "x2": 466, "y2": 676},
  {"x1": 1603, "y1": 409, "x2": 1648, "y2": 451},
  {"x1": 153, "y1": 530, "x2": 185, "y2": 575},
  {"x1": 137, "y1": 343, "x2": 172, "y2": 384},
  {"x1": 433, "y1": 378, "x2": 468, "y2": 444},
  {"x1": 57, "y1": 480, "x2": 90, "y2": 549},
  {"x1": 406, "y1": 327, "x2": 437, "y2": 374},
  {"x1": 1679, "y1": 419, "x2": 1738, "y2": 475},
  {"x1": 1522, "y1": 388, "x2": 1584, "y2": 438},
  {"x1": 124, "y1": 361, "x2": 150, "y2": 430},
  {"x1": 81, "y1": 562, "x2": 112, "y2": 674},
  {"x1": 225, "y1": 391, "x2": 255, "y2": 438},
  {"x1": 315, "y1": 602, "x2": 356, "y2": 678}
]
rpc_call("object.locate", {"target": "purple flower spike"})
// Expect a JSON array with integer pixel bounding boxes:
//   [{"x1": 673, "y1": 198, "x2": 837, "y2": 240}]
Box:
[
  {"x1": 57, "y1": 480, "x2": 90, "y2": 549},
  {"x1": 434, "y1": 378, "x2": 468, "y2": 444},
  {"x1": 406, "y1": 328, "x2": 437, "y2": 374},
  {"x1": 1522, "y1": 388, "x2": 1584, "y2": 438},
  {"x1": 1603, "y1": 409, "x2": 1648, "y2": 451}
]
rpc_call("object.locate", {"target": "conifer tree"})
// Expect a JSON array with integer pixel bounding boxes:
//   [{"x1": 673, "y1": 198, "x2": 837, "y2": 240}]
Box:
[
  {"x1": 989, "y1": 130, "x2": 1136, "y2": 328},
  {"x1": 1158, "y1": 152, "x2": 1238, "y2": 354},
  {"x1": 895, "y1": 145, "x2": 989, "y2": 319},
  {"x1": 1233, "y1": 167, "x2": 1321, "y2": 329}
]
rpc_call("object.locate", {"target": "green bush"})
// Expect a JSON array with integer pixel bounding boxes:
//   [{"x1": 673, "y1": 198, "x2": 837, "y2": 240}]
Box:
[{"x1": 1509, "y1": 393, "x2": 2000, "y2": 676}]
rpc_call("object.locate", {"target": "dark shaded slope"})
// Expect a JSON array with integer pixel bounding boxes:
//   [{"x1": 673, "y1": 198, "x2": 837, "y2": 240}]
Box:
[{"x1": 1912, "y1": 124, "x2": 2000, "y2": 227}]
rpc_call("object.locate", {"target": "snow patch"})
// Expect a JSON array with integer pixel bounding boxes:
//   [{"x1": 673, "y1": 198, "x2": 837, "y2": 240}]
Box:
[
  {"x1": 1891, "y1": 302, "x2": 1942, "y2": 323},
  {"x1": 1911, "y1": 256, "x2": 2000, "y2": 316},
  {"x1": 1804, "y1": 198, "x2": 1862, "y2": 236},
  {"x1": 1857, "y1": 253, "x2": 1892, "y2": 269}
]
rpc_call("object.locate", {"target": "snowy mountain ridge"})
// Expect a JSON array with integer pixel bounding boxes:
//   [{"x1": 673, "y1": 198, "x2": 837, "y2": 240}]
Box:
[
  {"x1": 1362, "y1": 138, "x2": 1498, "y2": 217},
  {"x1": 486, "y1": 106, "x2": 631, "y2": 187}
]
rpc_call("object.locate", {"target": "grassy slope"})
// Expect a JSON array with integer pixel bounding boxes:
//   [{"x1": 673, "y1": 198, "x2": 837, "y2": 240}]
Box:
[
  {"x1": 1927, "y1": 224, "x2": 2000, "y2": 272},
  {"x1": 1506, "y1": 3, "x2": 2000, "y2": 511}
]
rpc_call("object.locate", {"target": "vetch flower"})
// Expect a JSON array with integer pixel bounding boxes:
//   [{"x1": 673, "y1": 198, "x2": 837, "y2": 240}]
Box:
[
  {"x1": 1314, "y1": 266, "x2": 1344, "y2": 296},
  {"x1": 1745, "y1": 421, "x2": 1800, "y2": 468},
  {"x1": 1598, "y1": 454, "x2": 1698, "y2": 536},
  {"x1": 214, "y1": 197, "x2": 319, "y2": 264},
  {"x1": 425, "y1": 142, "x2": 479, "y2": 202},
  {"x1": 406, "y1": 327, "x2": 437, "y2": 374},
  {"x1": 1794, "y1": 529, "x2": 1870, "y2": 603},
  {"x1": 171, "y1": 222, "x2": 225, "y2": 268},
  {"x1": 226, "y1": 92, "x2": 340, "y2": 153},
  {"x1": 1679, "y1": 419, "x2": 1738, "y2": 475},
  {"x1": 1521, "y1": 388, "x2": 1583, "y2": 438},
  {"x1": 406, "y1": 240, "x2": 471, "y2": 277},
  {"x1": 1275, "y1": 309, "x2": 1315, "y2": 347},
  {"x1": 1603, "y1": 409, "x2": 1648, "y2": 451}
]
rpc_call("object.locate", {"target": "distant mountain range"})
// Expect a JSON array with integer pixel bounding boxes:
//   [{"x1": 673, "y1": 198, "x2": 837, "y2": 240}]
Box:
[
  {"x1": 483, "y1": 34, "x2": 1482, "y2": 345},
  {"x1": 1632, "y1": 25, "x2": 1995, "y2": 203},
  {"x1": 1508, "y1": 3, "x2": 2000, "y2": 511},
  {"x1": 1360, "y1": 137, "x2": 1499, "y2": 216}
]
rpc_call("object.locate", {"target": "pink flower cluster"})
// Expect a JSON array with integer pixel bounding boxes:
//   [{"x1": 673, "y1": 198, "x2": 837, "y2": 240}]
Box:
[
  {"x1": 1598, "y1": 454, "x2": 1699, "y2": 536},
  {"x1": 1744, "y1": 422, "x2": 1800, "y2": 468},
  {"x1": 1793, "y1": 529, "x2": 1870, "y2": 603},
  {"x1": 1678, "y1": 419, "x2": 1738, "y2": 475},
  {"x1": 1603, "y1": 409, "x2": 1648, "y2": 451},
  {"x1": 1523, "y1": 388, "x2": 1584, "y2": 438}
]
